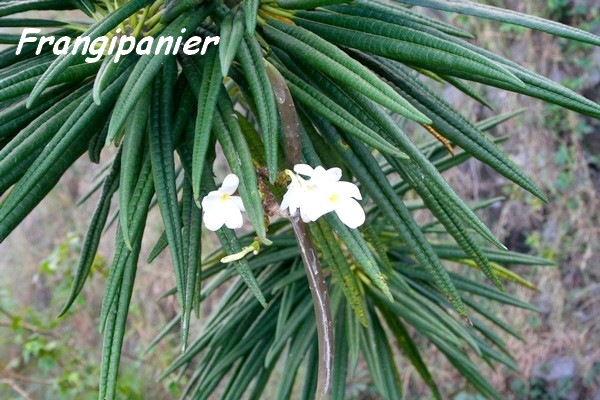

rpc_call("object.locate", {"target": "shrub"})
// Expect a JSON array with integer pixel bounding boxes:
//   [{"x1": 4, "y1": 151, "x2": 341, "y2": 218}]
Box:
[{"x1": 0, "y1": 0, "x2": 598, "y2": 399}]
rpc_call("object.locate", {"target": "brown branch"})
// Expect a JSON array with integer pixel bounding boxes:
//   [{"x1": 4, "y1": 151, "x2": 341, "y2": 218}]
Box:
[
  {"x1": 266, "y1": 60, "x2": 333, "y2": 399},
  {"x1": 0, "y1": 379, "x2": 32, "y2": 400}
]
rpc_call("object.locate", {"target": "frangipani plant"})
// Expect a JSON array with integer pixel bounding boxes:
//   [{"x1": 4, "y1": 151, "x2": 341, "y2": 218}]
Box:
[{"x1": 0, "y1": 0, "x2": 598, "y2": 399}]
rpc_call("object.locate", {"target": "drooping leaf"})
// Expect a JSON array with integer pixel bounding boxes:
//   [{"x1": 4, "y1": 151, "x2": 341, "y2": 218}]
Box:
[
  {"x1": 26, "y1": 0, "x2": 154, "y2": 106},
  {"x1": 263, "y1": 20, "x2": 432, "y2": 124}
]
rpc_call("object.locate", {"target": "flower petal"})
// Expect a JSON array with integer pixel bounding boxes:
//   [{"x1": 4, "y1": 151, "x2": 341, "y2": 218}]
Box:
[
  {"x1": 201, "y1": 191, "x2": 221, "y2": 210},
  {"x1": 203, "y1": 208, "x2": 227, "y2": 231},
  {"x1": 281, "y1": 190, "x2": 298, "y2": 215},
  {"x1": 300, "y1": 208, "x2": 312, "y2": 222},
  {"x1": 334, "y1": 198, "x2": 365, "y2": 229},
  {"x1": 334, "y1": 181, "x2": 362, "y2": 200},
  {"x1": 310, "y1": 166, "x2": 341, "y2": 186},
  {"x1": 294, "y1": 164, "x2": 314, "y2": 178},
  {"x1": 230, "y1": 196, "x2": 245, "y2": 212},
  {"x1": 220, "y1": 174, "x2": 239, "y2": 195},
  {"x1": 302, "y1": 191, "x2": 335, "y2": 221},
  {"x1": 312, "y1": 166, "x2": 327, "y2": 178},
  {"x1": 224, "y1": 206, "x2": 244, "y2": 229},
  {"x1": 326, "y1": 167, "x2": 342, "y2": 182}
]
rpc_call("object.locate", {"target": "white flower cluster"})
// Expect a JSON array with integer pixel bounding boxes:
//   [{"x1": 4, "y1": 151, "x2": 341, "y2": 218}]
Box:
[
  {"x1": 200, "y1": 164, "x2": 365, "y2": 231},
  {"x1": 280, "y1": 164, "x2": 365, "y2": 229}
]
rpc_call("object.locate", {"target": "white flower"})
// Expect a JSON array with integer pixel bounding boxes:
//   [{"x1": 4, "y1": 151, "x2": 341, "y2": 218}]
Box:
[
  {"x1": 280, "y1": 164, "x2": 365, "y2": 229},
  {"x1": 279, "y1": 170, "x2": 304, "y2": 218},
  {"x1": 201, "y1": 174, "x2": 245, "y2": 231}
]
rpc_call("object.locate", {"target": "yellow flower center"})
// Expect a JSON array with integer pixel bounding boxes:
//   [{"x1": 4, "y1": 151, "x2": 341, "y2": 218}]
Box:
[
  {"x1": 329, "y1": 193, "x2": 339, "y2": 204},
  {"x1": 220, "y1": 194, "x2": 230, "y2": 202}
]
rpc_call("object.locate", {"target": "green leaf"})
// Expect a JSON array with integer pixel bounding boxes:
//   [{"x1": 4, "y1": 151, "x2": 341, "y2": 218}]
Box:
[
  {"x1": 360, "y1": 303, "x2": 403, "y2": 400},
  {"x1": 363, "y1": 55, "x2": 548, "y2": 202},
  {"x1": 197, "y1": 161, "x2": 268, "y2": 308},
  {"x1": 161, "y1": 0, "x2": 202, "y2": 23},
  {"x1": 99, "y1": 155, "x2": 154, "y2": 333},
  {"x1": 380, "y1": 22, "x2": 600, "y2": 118},
  {"x1": 0, "y1": 84, "x2": 71, "y2": 140},
  {"x1": 244, "y1": 0, "x2": 260, "y2": 35},
  {"x1": 0, "y1": 61, "x2": 99, "y2": 103},
  {"x1": 380, "y1": 310, "x2": 442, "y2": 400},
  {"x1": 431, "y1": 336, "x2": 502, "y2": 400},
  {"x1": 310, "y1": 220, "x2": 367, "y2": 326},
  {"x1": 0, "y1": 67, "x2": 131, "y2": 242},
  {"x1": 270, "y1": 56, "x2": 407, "y2": 158},
  {"x1": 181, "y1": 175, "x2": 203, "y2": 333},
  {"x1": 149, "y1": 65, "x2": 188, "y2": 351},
  {"x1": 0, "y1": 0, "x2": 75, "y2": 17},
  {"x1": 93, "y1": 54, "x2": 123, "y2": 105},
  {"x1": 463, "y1": 297, "x2": 523, "y2": 340},
  {"x1": 88, "y1": 120, "x2": 110, "y2": 164},
  {"x1": 0, "y1": 18, "x2": 69, "y2": 28},
  {"x1": 325, "y1": 214, "x2": 394, "y2": 303},
  {"x1": 428, "y1": 243, "x2": 554, "y2": 266},
  {"x1": 99, "y1": 151, "x2": 154, "y2": 400},
  {"x1": 219, "y1": 7, "x2": 245, "y2": 77},
  {"x1": 222, "y1": 338, "x2": 271, "y2": 400},
  {"x1": 295, "y1": 59, "x2": 506, "y2": 249},
  {"x1": 335, "y1": 0, "x2": 475, "y2": 39},
  {"x1": 276, "y1": 0, "x2": 347, "y2": 9},
  {"x1": 439, "y1": 74, "x2": 493, "y2": 109},
  {"x1": 26, "y1": 0, "x2": 153, "y2": 107},
  {"x1": 147, "y1": 231, "x2": 168, "y2": 263},
  {"x1": 263, "y1": 20, "x2": 432, "y2": 124},
  {"x1": 99, "y1": 225, "x2": 144, "y2": 400},
  {"x1": 106, "y1": 9, "x2": 210, "y2": 144},
  {"x1": 387, "y1": 273, "x2": 482, "y2": 355},
  {"x1": 181, "y1": 47, "x2": 221, "y2": 203},
  {"x1": 300, "y1": 341, "x2": 319, "y2": 400},
  {"x1": 391, "y1": 157, "x2": 504, "y2": 290},
  {"x1": 118, "y1": 85, "x2": 151, "y2": 249},
  {"x1": 145, "y1": 315, "x2": 180, "y2": 356},
  {"x1": 0, "y1": 85, "x2": 90, "y2": 195},
  {"x1": 215, "y1": 92, "x2": 269, "y2": 244},
  {"x1": 294, "y1": 11, "x2": 523, "y2": 87},
  {"x1": 476, "y1": 108, "x2": 527, "y2": 131},
  {"x1": 236, "y1": 37, "x2": 281, "y2": 181},
  {"x1": 275, "y1": 315, "x2": 316, "y2": 399},
  {"x1": 58, "y1": 150, "x2": 121, "y2": 317},
  {"x1": 331, "y1": 301, "x2": 349, "y2": 400},
  {"x1": 395, "y1": 0, "x2": 600, "y2": 46},
  {"x1": 265, "y1": 290, "x2": 313, "y2": 367},
  {"x1": 304, "y1": 111, "x2": 468, "y2": 318}
]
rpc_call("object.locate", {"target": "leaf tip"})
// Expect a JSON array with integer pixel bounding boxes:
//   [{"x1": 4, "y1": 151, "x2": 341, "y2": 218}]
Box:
[
  {"x1": 25, "y1": 95, "x2": 38, "y2": 109},
  {"x1": 258, "y1": 297, "x2": 268, "y2": 308},
  {"x1": 56, "y1": 307, "x2": 69, "y2": 319},
  {"x1": 395, "y1": 150, "x2": 409, "y2": 160}
]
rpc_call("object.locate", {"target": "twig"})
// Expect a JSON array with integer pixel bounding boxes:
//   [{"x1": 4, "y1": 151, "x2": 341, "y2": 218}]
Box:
[
  {"x1": 0, "y1": 321, "x2": 58, "y2": 338},
  {"x1": 0, "y1": 379, "x2": 32, "y2": 399},
  {"x1": 0, "y1": 366, "x2": 54, "y2": 386}
]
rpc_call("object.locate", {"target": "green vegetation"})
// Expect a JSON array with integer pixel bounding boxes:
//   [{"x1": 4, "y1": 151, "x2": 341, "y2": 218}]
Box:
[{"x1": 0, "y1": 1, "x2": 598, "y2": 399}]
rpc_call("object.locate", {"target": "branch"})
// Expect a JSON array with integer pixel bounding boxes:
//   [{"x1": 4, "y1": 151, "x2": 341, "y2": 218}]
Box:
[
  {"x1": 266, "y1": 60, "x2": 333, "y2": 399},
  {"x1": 0, "y1": 379, "x2": 32, "y2": 400}
]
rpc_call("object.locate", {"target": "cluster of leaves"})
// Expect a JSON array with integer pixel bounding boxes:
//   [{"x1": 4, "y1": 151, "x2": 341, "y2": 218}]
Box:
[{"x1": 0, "y1": 0, "x2": 599, "y2": 399}]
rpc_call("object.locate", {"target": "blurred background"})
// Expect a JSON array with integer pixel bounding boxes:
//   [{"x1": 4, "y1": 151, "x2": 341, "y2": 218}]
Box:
[{"x1": 0, "y1": 1, "x2": 598, "y2": 399}]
